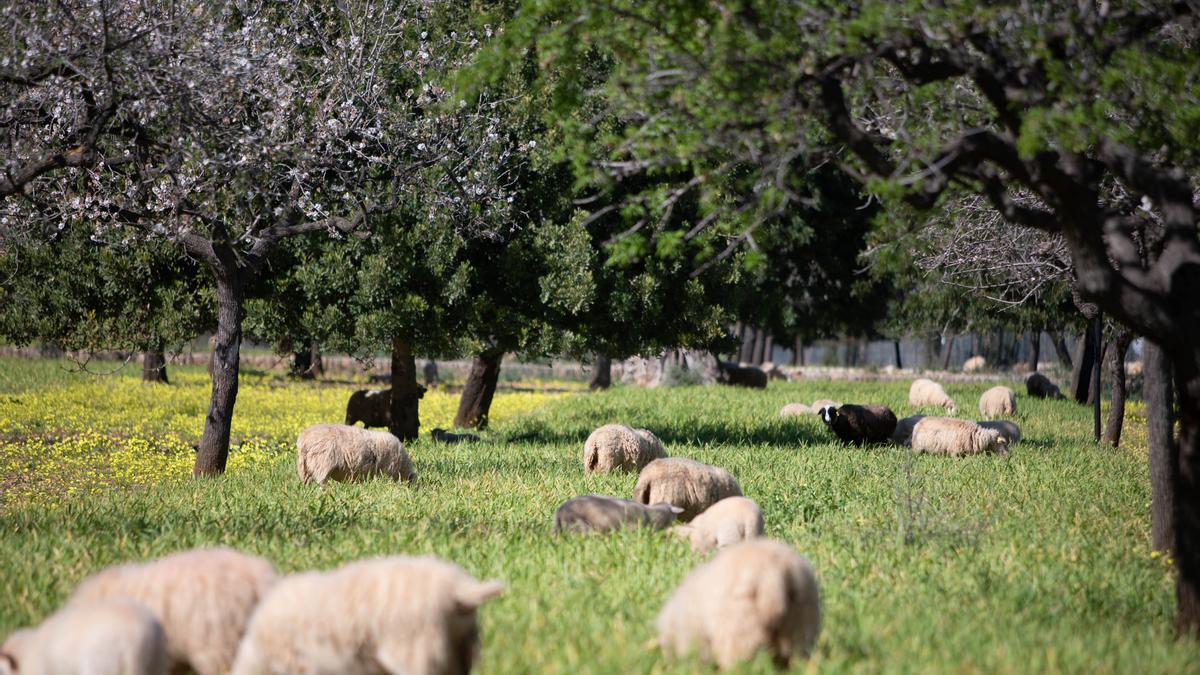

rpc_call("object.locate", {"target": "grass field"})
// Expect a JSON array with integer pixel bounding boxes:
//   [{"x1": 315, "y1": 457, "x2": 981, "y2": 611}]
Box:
[{"x1": 0, "y1": 357, "x2": 1191, "y2": 673}]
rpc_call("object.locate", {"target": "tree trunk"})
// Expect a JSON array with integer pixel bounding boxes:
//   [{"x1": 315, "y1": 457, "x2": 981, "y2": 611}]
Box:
[
  {"x1": 142, "y1": 348, "x2": 168, "y2": 384},
  {"x1": 454, "y1": 348, "x2": 504, "y2": 429},
  {"x1": 1026, "y1": 331, "x2": 1041, "y2": 372},
  {"x1": 1071, "y1": 330, "x2": 1097, "y2": 404},
  {"x1": 1051, "y1": 330, "x2": 1073, "y2": 369},
  {"x1": 893, "y1": 340, "x2": 903, "y2": 369},
  {"x1": 308, "y1": 340, "x2": 323, "y2": 378},
  {"x1": 762, "y1": 335, "x2": 774, "y2": 365},
  {"x1": 291, "y1": 341, "x2": 313, "y2": 379},
  {"x1": 1147, "y1": 341, "x2": 1177, "y2": 555},
  {"x1": 941, "y1": 335, "x2": 955, "y2": 370},
  {"x1": 1103, "y1": 331, "x2": 1133, "y2": 447},
  {"x1": 750, "y1": 329, "x2": 765, "y2": 365},
  {"x1": 793, "y1": 336, "x2": 804, "y2": 366},
  {"x1": 732, "y1": 322, "x2": 743, "y2": 361},
  {"x1": 1173, "y1": 351, "x2": 1200, "y2": 636},
  {"x1": 388, "y1": 337, "x2": 422, "y2": 441},
  {"x1": 194, "y1": 275, "x2": 244, "y2": 477},
  {"x1": 589, "y1": 354, "x2": 612, "y2": 391},
  {"x1": 738, "y1": 325, "x2": 754, "y2": 363}
]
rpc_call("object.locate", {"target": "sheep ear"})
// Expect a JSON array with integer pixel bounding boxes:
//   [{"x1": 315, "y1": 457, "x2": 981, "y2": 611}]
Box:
[
  {"x1": 456, "y1": 580, "x2": 506, "y2": 610},
  {"x1": 669, "y1": 505, "x2": 684, "y2": 514}
]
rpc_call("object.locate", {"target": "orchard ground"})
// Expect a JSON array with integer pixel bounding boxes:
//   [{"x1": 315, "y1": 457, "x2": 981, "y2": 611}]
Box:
[{"x1": 0, "y1": 357, "x2": 1188, "y2": 673}]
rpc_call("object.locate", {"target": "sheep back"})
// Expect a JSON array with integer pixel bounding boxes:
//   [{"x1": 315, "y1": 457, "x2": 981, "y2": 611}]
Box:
[
  {"x1": 674, "y1": 496, "x2": 765, "y2": 554},
  {"x1": 297, "y1": 423, "x2": 415, "y2": 485},
  {"x1": 583, "y1": 424, "x2": 664, "y2": 473},
  {"x1": 344, "y1": 389, "x2": 392, "y2": 428},
  {"x1": 553, "y1": 495, "x2": 681, "y2": 534},
  {"x1": 908, "y1": 379, "x2": 957, "y2": 413},
  {"x1": 633, "y1": 458, "x2": 742, "y2": 522},
  {"x1": 978, "y1": 386, "x2": 1017, "y2": 418},
  {"x1": 655, "y1": 539, "x2": 821, "y2": 669},
  {"x1": 1026, "y1": 372, "x2": 1064, "y2": 399},
  {"x1": 780, "y1": 403, "x2": 812, "y2": 418},
  {"x1": 68, "y1": 547, "x2": 276, "y2": 675},
  {"x1": 1, "y1": 598, "x2": 168, "y2": 675},
  {"x1": 911, "y1": 417, "x2": 1008, "y2": 457},
  {"x1": 811, "y1": 399, "x2": 841, "y2": 410}
]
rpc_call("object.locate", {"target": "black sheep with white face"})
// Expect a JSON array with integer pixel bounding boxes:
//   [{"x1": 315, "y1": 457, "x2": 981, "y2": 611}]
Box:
[{"x1": 819, "y1": 404, "x2": 898, "y2": 446}]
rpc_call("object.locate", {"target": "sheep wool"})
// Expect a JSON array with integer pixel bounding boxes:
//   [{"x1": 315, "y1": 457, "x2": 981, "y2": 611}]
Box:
[
  {"x1": 978, "y1": 386, "x2": 1017, "y2": 418},
  {"x1": 908, "y1": 378, "x2": 957, "y2": 413},
  {"x1": 583, "y1": 424, "x2": 667, "y2": 473},
  {"x1": 891, "y1": 414, "x2": 927, "y2": 446},
  {"x1": 553, "y1": 495, "x2": 683, "y2": 534},
  {"x1": 963, "y1": 355, "x2": 987, "y2": 372},
  {"x1": 780, "y1": 403, "x2": 813, "y2": 418},
  {"x1": 0, "y1": 599, "x2": 167, "y2": 675},
  {"x1": 344, "y1": 389, "x2": 392, "y2": 428},
  {"x1": 911, "y1": 417, "x2": 1009, "y2": 457},
  {"x1": 811, "y1": 399, "x2": 841, "y2": 411},
  {"x1": 633, "y1": 458, "x2": 742, "y2": 522},
  {"x1": 68, "y1": 547, "x2": 277, "y2": 675},
  {"x1": 297, "y1": 424, "x2": 416, "y2": 485},
  {"x1": 977, "y1": 419, "x2": 1022, "y2": 444},
  {"x1": 230, "y1": 556, "x2": 504, "y2": 675},
  {"x1": 819, "y1": 404, "x2": 898, "y2": 446},
  {"x1": 656, "y1": 539, "x2": 821, "y2": 669},
  {"x1": 673, "y1": 496, "x2": 765, "y2": 554},
  {"x1": 1026, "y1": 372, "x2": 1065, "y2": 400}
]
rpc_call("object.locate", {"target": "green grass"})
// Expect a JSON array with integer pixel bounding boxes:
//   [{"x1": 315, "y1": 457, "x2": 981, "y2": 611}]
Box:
[{"x1": 0, "y1": 360, "x2": 1190, "y2": 673}]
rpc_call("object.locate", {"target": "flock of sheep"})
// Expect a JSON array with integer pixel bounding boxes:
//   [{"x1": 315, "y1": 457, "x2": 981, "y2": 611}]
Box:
[{"x1": 2, "y1": 370, "x2": 1064, "y2": 674}]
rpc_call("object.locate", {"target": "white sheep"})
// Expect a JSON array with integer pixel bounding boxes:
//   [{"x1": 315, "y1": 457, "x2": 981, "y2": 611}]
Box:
[
  {"x1": 230, "y1": 556, "x2": 504, "y2": 675},
  {"x1": 811, "y1": 399, "x2": 841, "y2": 411},
  {"x1": 68, "y1": 547, "x2": 277, "y2": 675},
  {"x1": 963, "y1": 355, "x2": 987, "y2": 372},
  {"x1": 908, "y1": 378, "x2": 957, "y2": 414},
  {"x1": 553, "y1": 495, "x2": 683, "y2": 534},
  {"x1": 779, "y1": 403, "x2": 812, "y2": 418},
  {"x1": 0, "y1": 599, "x2": 167, "y2": 675},
  {"x1": 583, "y1": 424, "x2": 667, "y2": 473},
  {"x1": 297, "y1": 423, "x2": 416, "y2": 485},
  {"x1": 655, "y1": 539, "x2": 821, "y2": 669},
  {"x1": 673, "y1": 496, "x2": 764, "y2": 553},
  {"x1": 978, "y1": 386, "x2": 1017, "y2": 418},
  {"x1": 911, "y1": 417, "x2": 1009, "y2": 457},
  {"x1": 633, "y1": 458, "x2": 742, "y2": 522},
  {"x1": 977, "y1": 419, "x2": 1022, "y2": 444}
]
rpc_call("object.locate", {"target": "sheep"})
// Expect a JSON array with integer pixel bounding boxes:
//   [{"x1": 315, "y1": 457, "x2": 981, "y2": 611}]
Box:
[
  {"x1": 297, "y1": 423, "x2": 416, "y2": 485},
  {"x1": 811, "y1": 398, "x2": 841, "y2": 410},
  {"x1": 780, "y1": 403, "x2": 812, "y2": 417},
  {"x1": 818, "y1": 404, "x2": 897, "y2": 446},
  {"x1": 1026, "y1": 372, "x2": 1065, "y2": 399},
  {"x1": 583, "y1": 424, "x2": 667, "y2": 473},
  {"x1": 910, "y1": 417, "x2": 1009, "y2": 457},
  {"x1": 977, "y1": 419, "x2": 1022, "y2": 444},
  {"x1": 345, "y1": 388, "x2": 392, "y2": 428},
  {"x1": 633, "y1": 457, "x2": 742, "y2": 522},
  {"x1": 908, "y1": 378, "x2": 957, "y2": 414},
  {"x1": 890, "y1": 414, "x2": 927, "y2": 446},
  {"x1": 673, "y1": 496, "x2": 764, "y2": 554},
  {"x1": 718, "y1": 361, "x2": 768, "y2": 389},
  {"x1": 963, "y1": 355, "x2": 987, "y2": 372},
  {"x1": 67, "y1": 547, "x2": 277, "y2": 675},
  {"x1": 431, "y1": 428, "x2": 480, "y2": 443},
  {"x1": 552, "y1": 495, "x2": 683, "y2": 534},
  {"x1": 0, "y1": 599, "x2": 168, "y2": 675},
  {"x1": 229, "y1": 556, "x2": 504, "y2": 675},
  {"x1": 979, "y1": 385, "x2": 1017, "y2": 418},
  {"x1": 761, "y1": 362, "x2": 787, "y2": 381},
  {"x1": 655, "y1": 539, "x2": 821, "y2": 669}
]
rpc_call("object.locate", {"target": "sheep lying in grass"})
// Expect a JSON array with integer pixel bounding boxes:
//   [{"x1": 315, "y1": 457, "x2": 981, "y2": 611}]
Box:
[
  {"x1": 297, "y1": 423, "x2": 416, "y2": 485},
  {"x1": 811, "y1": 398, "x2": 840, "y2": 411},
  {"x1": 432, "y1": 428, "x2": 481, "y2": 443},
  {"x1": 583, "y1": 424, "x2": 667, "y2": 473},
  {"x1": 780, "y1": 403, "x2": 812, "y2": 417},
  {"x1": 230, "y1": 556, "x2": 504, "y2": 675},
  {"x1": 819, "y1": 404, "x2": 897, "y2": 446},
  {"x1": 979, "y1": 386, "x2": 1017, "y2": 418},
  {"x1": 344, "y1": 388, "x2": 392, "y2": 428},
  {"x1": 911, "y1": 417, "x2": 1009, "y2": 457},
  {"x1": 0, "y1": 599, "x2": 168, "y2": 675},
  {"x1": 891, "y1": 414, "x2": 927, "y2": 446},
  {"x1": 655, "y1": 539, "x2": 821, "y2": 669},
  {"x1": 1026, "y1": 372, "x2": 1065, "y2": 399},
  {"x1": 673, "y1": 496, "x2": 764, "y2": 554},
  {"x1": 634, "y1": 458, "x2": 742, "y2": 522},
  {"x1": 978, "y1": 419, "x2": 1022, "y2": 444},
  {"x1": 68, "y1": 548, "x2": 277, "y2": 675},
  {"x1": 553, "y1": 495, "x2": 683, "y2": 534},
  {"x1": 908, "y1": 378, "x2": 957, "y2": 414},
  {"x1": 719, "y1": 362, "x2": 768, "y2": 389}
]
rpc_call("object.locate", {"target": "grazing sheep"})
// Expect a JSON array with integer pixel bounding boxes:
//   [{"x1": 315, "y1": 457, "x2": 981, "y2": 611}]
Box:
[
  {"x1": 583, "y1": 424, "x2": 667, "y2": 473},
  {"x1": 230, "y1": 556, "x2": 504, "y2": 675},
  {"x1": 1026, "y1": 372, "x2": 1065, "y2": 399},
  {"x1": 423, "y1": 360, "x2": 439, "y2": 388},
  {"x1": 963, "y1": 355, "x2": 987, "y2": 372},
  {"x1": 811, "y1": 398, "x2": 841, "y2": 410},
  {"x1": 0, "y1": 599, "x2": 168, "y2": 675},
  {"x1": 908, "y1": 378, "x2": 957, "y2": 414},
  {"x1": 673, "y1": 497, "x2": 765, "y2": 554},
  {"x1": 819, "y1": 404, "x2": 898, "y2": 446},
  {"x1": 979, "y1": 386, "x2": 1017, "y2": 418},
  {"x1": 344, "y1": 388, "x2": 392, "y2": 428},
  {"x1": 297, "y1": 423, "x2": 416, "y2": 485},
  {"x1": 68, "y1": 547, "x2": 277, "y2": 675},
  {"x1": 431, "y1": 428, "x2": 480, "y2": 443},
  {"x1": 655, "y1": 539, "x2": 821, "y2": 669},
  {"x1": 718, "y1": 361, "x2": 768, "y2": 389},
  {"x1": 780, "y1": 403, "x2": 812, "y2": 417},
  {"x1": 633, "y1": 458, "x2": 742, "y2": 522},
  {"x1": 911, "y1": 417, "x2": 1009, "y2": 457},
  {"x1": 761, "y1": 362, "x2": 787, "y2": 381},
  {"x1": 552, "y1": 495, "x2": 683, "y2": 534},
  {"x1": 891, "y1": 414, "x2": 927, "y2": 446},
  {"x1": 977, "y1": 419, "x2": 1022, "y2": 444}
]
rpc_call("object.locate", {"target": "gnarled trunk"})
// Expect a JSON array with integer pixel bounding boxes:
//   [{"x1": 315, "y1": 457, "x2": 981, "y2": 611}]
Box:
[
  {"x1": 1050, "y1": 330, "x2": 1072, "y2": 369},
  {"x1": 1071, "y1": 330, "x2": 1096, "y2": 404},
  {"x1": 142, "y1": 347, "x2": 168, "y2": 384},
  {"x1": 194, "y1": 274, "x2": 244, "y2": 477},
  {"x1": 589, "y1": 354, "x2": 612, "y2": 391},
  {"x1": 454, "y1": 348, "x2": 504, "y2": 429},
  {"x1": 1103, "y1": 331, "x2": 1132, "y2": 447},
  {"x1": 1146, "y1": 341, "x2": 1176, "y2": 554},
  {"x1": 388, "y1": 337, "x2": 422, "y2": 441}
]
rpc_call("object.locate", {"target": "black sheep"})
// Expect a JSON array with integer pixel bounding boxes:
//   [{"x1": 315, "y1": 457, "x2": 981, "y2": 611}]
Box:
[
  {"x1": 1025, "y1": 372, "x2": 1065, "y2": 399},
  {"x1": 819, "y1": 404, "x2": 898, "y2": 446}
]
